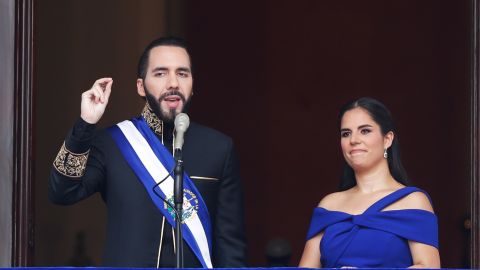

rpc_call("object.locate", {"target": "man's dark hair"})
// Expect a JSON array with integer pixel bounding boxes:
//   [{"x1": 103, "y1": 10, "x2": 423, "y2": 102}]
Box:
[
  {"x1": 338, "y1": 97, "x2": 409, "y2": 191},
  {"x1": 137, "y1": 36, "x2": 192, "y2": 80}
]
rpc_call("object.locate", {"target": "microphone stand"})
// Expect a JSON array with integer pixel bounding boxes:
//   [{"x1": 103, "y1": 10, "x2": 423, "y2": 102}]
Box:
[{"x1": 174, "y1": 148, "x2": 184, "y2": 268}]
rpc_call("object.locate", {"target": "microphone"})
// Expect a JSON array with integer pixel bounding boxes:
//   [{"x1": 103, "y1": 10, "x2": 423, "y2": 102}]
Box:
[
  {"x1": 174, "y1": 113, "x2": 190, "y2": 150},
  {"x1": 173, "y1": 113, "x2": 189, "y2": 267}
]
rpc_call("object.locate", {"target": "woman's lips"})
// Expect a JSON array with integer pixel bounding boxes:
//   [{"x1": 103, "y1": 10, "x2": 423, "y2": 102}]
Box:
[{"x1": 350, "y1": 149, "x2": 366, "y2": 155}]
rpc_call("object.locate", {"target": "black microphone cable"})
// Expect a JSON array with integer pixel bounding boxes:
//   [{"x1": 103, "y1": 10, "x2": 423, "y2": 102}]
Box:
[{"x1": 152, "y1": 169, "x2": 182, "y2": 223}]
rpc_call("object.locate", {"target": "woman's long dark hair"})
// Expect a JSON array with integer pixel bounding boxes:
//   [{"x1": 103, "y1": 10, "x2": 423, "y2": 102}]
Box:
[{"x1": 338, "y1": 97, "x2": 409, "y2": 191}]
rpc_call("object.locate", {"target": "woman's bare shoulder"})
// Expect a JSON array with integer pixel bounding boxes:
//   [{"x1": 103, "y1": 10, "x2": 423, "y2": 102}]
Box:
[
  {"x1": 388, "y1": 190, "x2": 435, "y2": 213},
  {"x1": 317, "y1": 190, "x2": 349, "y2": 209}
]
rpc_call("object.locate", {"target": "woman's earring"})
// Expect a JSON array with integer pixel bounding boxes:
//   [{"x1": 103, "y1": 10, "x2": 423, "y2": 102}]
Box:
[{"x1": 383, "y1": 149, "x2": 388, "y2": 159}]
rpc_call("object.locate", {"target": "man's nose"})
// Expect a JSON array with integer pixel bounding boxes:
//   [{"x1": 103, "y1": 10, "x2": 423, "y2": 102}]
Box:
[{"x1": 167, "y1": 73, "x2": 179, "y2": 89}]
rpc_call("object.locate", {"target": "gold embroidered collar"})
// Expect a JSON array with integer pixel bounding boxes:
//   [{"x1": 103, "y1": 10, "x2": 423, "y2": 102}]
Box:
[{"x1": 141, "y1": 103, "x2": 163, "y2": 136}]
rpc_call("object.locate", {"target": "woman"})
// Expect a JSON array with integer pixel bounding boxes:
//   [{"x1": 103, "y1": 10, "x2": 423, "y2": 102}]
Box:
[{"x1": 299, "y1": 97, "x2": 440, "y2": 268}]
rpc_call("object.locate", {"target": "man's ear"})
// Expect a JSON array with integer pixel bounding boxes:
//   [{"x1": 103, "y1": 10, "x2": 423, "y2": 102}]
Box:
[{"x1": 137, "y1": 78, "x2": 146, "y2": 97}]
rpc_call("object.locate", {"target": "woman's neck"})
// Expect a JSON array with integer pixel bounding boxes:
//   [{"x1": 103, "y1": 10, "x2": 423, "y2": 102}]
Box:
[{"x1": 353, "y1": 162, "x2": 401, "y2": 193}]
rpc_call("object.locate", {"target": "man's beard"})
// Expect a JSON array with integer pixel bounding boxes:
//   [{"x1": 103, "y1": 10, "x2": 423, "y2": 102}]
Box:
[{"x1": 144, "y1": 86, "x2": 191, "y2": 124}]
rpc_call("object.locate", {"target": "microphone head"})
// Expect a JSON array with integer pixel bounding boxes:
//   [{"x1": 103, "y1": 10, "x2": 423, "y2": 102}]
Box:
[{"x1": 174, "y1": 113, "x2": 190, "y2": 133}]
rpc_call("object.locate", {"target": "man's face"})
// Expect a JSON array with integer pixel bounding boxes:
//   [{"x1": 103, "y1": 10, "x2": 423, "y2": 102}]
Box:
[{"x1": 137, "y1": 45, "x2": 193, "y2": 123}]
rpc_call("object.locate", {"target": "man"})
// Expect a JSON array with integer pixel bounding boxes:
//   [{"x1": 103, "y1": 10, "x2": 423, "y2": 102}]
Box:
[{"x1": 49, "y1": 37, "x2": 247, "y2": 268}]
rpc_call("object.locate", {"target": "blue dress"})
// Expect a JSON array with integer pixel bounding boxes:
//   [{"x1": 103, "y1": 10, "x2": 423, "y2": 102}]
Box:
[{"x1": 306, "y1": 187, "x2": 439, "y2": 268}]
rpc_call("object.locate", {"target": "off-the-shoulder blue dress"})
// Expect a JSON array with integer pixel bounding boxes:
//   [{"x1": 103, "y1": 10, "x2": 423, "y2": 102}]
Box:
[{"x1": 306, "y1": 186, "x2": 438, "y2": 268}]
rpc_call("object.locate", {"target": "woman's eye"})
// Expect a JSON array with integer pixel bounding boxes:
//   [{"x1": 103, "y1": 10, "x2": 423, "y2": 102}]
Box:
[
  {"x1": 341, "y1": 132, "x2": 350, "y2": 137},
  {"x1": 360, "y1": 129, "x2": 371, "y2": 135}
]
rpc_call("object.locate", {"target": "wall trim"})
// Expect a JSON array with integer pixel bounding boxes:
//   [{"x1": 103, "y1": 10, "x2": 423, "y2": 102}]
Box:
[{"x1": 12, "y1": 0, "x2": 35, "y2": 266}]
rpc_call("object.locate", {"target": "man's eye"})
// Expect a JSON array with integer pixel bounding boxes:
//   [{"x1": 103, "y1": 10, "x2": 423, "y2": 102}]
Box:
[
  {"x1": 154, "y1": 72, "x2": 165, "y2": 77},
  {"x1": 178, "y1": 72, "x2": 189, "y2": 78}
]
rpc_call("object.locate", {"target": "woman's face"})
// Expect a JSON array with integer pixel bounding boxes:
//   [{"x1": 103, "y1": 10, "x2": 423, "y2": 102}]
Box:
[{"x1": 340, "y1": 107, "x2": 393, "y2": 172}]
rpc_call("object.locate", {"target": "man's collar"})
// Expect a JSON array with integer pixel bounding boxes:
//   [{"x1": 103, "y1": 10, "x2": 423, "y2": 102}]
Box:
[{"x1": 141, "y1": 103, "x2": 163, "y2": 136}]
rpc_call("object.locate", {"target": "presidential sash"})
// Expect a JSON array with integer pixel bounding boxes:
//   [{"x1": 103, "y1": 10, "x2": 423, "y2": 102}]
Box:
[{"x1": 108, "y1": 117, "x2": 213, "y2": 268}]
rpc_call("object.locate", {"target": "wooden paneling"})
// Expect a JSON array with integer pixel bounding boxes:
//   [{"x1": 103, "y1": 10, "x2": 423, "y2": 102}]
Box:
[
  {"x1": 472, "y1": 0, "x2": 480, "y2": 267},
  {"x1": 12, "y1": 0, "x2": 35, "y2": 266}
]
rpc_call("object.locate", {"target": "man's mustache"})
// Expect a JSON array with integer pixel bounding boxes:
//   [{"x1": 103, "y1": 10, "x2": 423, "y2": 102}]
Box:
[{"x1": 159, "y1": 90, "x2": 186, "y2": 102}]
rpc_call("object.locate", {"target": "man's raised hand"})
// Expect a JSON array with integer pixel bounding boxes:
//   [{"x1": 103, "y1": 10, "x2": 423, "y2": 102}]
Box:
[{"x1": 80, "y1": 78, "x2": 113, "y2": 124}]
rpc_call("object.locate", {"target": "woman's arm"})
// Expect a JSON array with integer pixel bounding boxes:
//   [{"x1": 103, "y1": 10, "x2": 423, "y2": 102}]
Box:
[
  {"x1": 299, "y1": 193, "x2": 343, "y2": 268},
  {"x1": 299, "y1": 232, "x2": 323, "y2": 268},
  {"x1": 408, "y1": 241, "x2": 440, "y2": 268},
  {"x1": 402, "y1": 191, "x2": 441, "y2": 268}
]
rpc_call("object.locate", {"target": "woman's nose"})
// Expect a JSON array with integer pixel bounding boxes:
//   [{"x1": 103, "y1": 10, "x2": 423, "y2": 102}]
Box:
[{"x1": 350, "y1": 132, "x2": 360, "y2": 145}]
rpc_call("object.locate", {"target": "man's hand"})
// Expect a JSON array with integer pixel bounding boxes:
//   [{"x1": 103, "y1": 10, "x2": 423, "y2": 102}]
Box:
[{"x1": 80, "y1": 78, "x2": 113, "y2": 124}]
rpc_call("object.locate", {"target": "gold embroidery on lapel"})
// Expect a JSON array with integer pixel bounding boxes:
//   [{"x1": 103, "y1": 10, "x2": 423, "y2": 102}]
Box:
[{"x1": 142, "y1": 102, "x2": 163, "y2": 136}]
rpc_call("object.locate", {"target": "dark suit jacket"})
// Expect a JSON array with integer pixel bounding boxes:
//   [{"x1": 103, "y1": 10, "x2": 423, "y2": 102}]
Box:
[{"x1": 49, "y1": 117, "x2": 247, "y2": 267}]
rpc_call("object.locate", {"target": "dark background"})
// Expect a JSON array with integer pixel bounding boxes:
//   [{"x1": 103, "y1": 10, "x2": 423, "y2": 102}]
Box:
[{"x1": 35, "y1": 0, "x2": 472, "y2": 267}]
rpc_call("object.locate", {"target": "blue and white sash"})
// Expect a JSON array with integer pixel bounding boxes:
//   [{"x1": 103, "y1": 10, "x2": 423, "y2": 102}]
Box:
[{"x1": 108, "y1": 117, "x2": 213, "y2": 268}]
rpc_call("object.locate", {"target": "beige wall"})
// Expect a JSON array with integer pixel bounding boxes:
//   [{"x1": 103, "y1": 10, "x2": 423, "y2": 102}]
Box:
[
  {"x1": 35, "y1": 0, "x2": 172, "y2": 265},
  {"x1": 0, "y1": 0, "x2": 14, "y2": 266}
]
